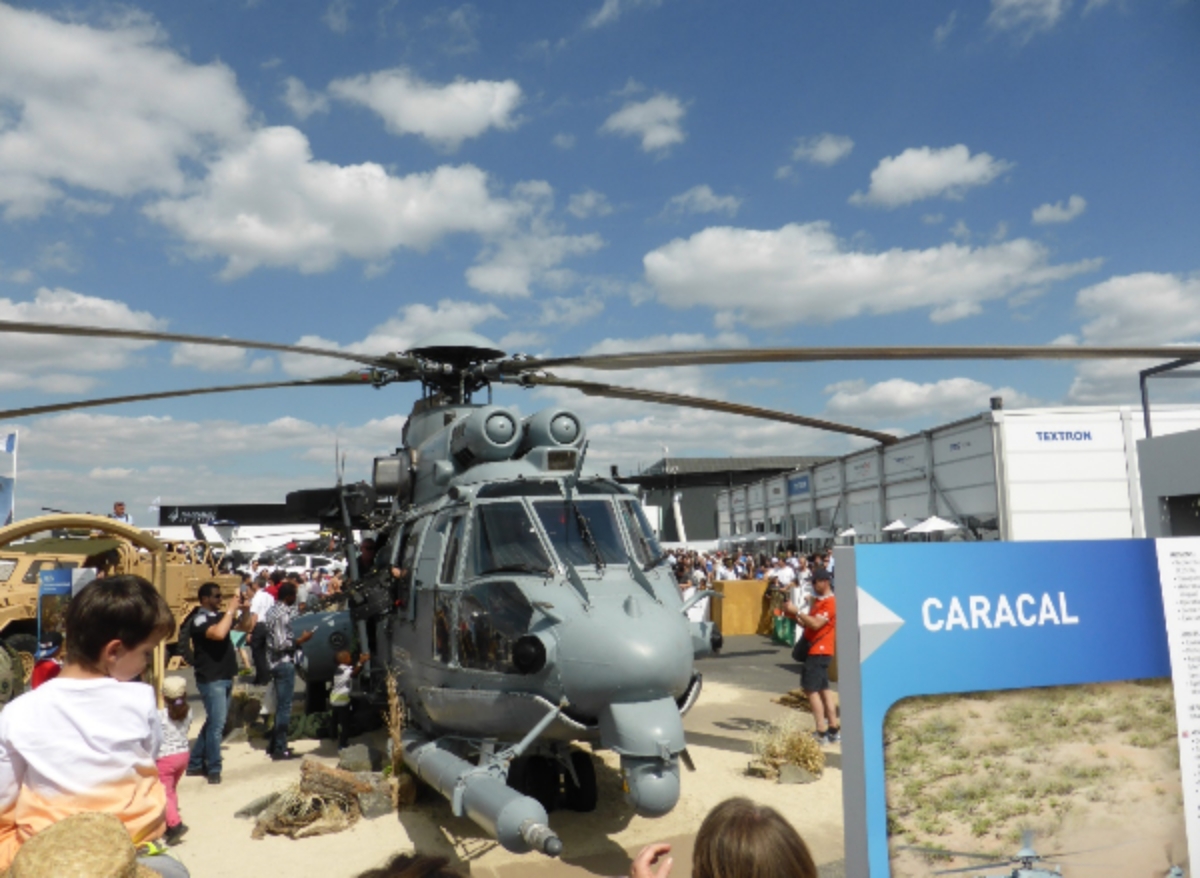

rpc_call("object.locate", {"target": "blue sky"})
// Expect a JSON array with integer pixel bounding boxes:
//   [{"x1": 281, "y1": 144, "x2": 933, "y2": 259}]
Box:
[{"x1": 0, "y1": 0, "x2": 1197, "y2": 517}]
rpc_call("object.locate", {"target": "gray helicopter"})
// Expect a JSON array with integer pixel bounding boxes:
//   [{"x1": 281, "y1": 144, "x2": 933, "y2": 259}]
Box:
[
  {"x1": 901, "y1": 832, "x2": 1188, "y2": 878},
  {"x1": 2, "y1": 320, "x2": 1199, "y2": 857}
]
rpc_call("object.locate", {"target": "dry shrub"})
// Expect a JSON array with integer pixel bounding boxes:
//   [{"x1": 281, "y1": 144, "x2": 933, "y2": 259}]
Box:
[{"x1": 751, "y1": 714, "x2": 825, "y2": 780}]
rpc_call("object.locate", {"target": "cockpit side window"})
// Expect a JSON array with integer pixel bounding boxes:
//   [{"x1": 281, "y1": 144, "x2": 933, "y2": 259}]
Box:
[
  {"x1": 439, "y1": 514, "x2": 466, "y2": 584},
  {"x1": 618, "y1": 499, "x2": 663, "y2": 566},
  {"x1": 467, "y1": 502, "x2": 552, "y2": 579},
  {"x1": 532, "y1": 499, "x2": 628, "y2": 567}
]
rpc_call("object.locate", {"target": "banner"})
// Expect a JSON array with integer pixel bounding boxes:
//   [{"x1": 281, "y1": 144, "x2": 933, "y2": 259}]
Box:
[
  {"x1": 36, "y1": 569, "x2": 73, "y2": 645},
  {"x1": 837, "y1": 541, "x2": 1182, "y2": 877}
]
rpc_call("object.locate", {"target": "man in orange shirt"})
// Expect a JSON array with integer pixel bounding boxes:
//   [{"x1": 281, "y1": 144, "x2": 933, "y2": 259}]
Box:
[{"x1": 787, "y1": 568, "x2": 838, "y2": 744}]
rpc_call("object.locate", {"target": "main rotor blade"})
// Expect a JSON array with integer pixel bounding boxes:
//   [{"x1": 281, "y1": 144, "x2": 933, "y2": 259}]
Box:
[
  {"x1": 895, "y1": 846, "x2": 1000, "y2": 861},
  {"x1": 0, "y1": 320, "x2": 414, "y2": 371},
  {"x1": 0, "y1": 373, "x2": 377, "y2": 421},
  {"x1": 506, "y1": 344, "x2": 1200, "y2": 373},
  {"x1": 524, "y1": 375, "x2": 899, "y2": 445}
]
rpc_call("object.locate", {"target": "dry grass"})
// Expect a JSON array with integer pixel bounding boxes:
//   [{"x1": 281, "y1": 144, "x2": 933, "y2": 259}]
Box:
[
  {"x1": 749, "y1": 713, "x2": 826, "y2": 779},
  {"x1": 885, "y1": 679, "x2": 1180, "y2": 853}
]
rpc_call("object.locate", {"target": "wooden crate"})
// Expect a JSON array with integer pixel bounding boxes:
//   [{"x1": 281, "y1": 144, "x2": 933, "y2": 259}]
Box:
[{"x1": 711, "y1": 579, "x2": 771, "y2": 636}]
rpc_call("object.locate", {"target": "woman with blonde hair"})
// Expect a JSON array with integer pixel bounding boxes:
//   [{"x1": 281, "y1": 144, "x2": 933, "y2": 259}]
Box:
[{"x1": 631, "y1": 797, "x2": 817, "y2": 878}]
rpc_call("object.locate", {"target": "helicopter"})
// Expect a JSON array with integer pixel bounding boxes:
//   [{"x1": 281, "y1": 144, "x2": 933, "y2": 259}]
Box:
[
  {"x1": 2, "y1": 319, "x2": 1199, "y2": 857},
  {"x1": 900, "y1": 831, "x2": 1188, "y2": 877}
]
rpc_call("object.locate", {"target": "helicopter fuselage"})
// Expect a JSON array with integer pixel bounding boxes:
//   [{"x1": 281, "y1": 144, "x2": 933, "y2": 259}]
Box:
[{"x1": 297, "y1": 398, "x2": 719, "y2": 855}]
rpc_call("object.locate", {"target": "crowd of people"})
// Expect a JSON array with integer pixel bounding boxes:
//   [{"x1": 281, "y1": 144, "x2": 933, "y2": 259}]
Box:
[
  {"x1": 667, "y1": 547, "x2": 840, "y2": 745},
  {"x1": 0, "y1": 518, "x2": 835, "y2": 878}
]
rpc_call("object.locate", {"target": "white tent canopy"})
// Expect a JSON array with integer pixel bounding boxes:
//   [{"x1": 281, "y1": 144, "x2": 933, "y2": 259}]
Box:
[
  {"x1": 907, "y1": 516, "x2": 960, "y2": 534},
  {"x1": 837, "y1": 527, "x2": 857, "y2": 538},
  {"x1": 801, "y1": 526, "x2": 833, "y2": 540},
  {"x1": 882, "y1": 519, "x2": 911, "y2": 532}
]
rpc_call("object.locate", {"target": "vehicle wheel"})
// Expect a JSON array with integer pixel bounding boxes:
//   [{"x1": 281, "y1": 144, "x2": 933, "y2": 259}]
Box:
[
  {"x1": 508, "y1": 755, "x2": 560, "y2": 813},
  {"x1": 5, "y1": 634, "x2": 38, "y2": 685},
  {"x1": 563, "y1": 750, "x2": 598, "y2": 812}
]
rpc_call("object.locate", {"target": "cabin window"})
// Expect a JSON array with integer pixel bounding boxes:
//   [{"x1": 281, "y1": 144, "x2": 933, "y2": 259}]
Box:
[
  {"x1": 476, "y1": 480, "x2": 562, "y2": 499},
  {"x1": 439, "y1": 515, "x2": 466, "y2": 584},
  {"x1": 456, "y1": 581, "x2": 535, "y2": 673},
  {"x1": 467, "y1": 502, "x2": 552, "y2": 579},
  {"x1": 0, "y1": 559, "x2": 16, "y2": 583},
  {"x1": 618, "y1": 500, "x2": 664, "y2": 566},
  {"x1": 532, "y1": 499, "x2": 628, "y2": 567}
]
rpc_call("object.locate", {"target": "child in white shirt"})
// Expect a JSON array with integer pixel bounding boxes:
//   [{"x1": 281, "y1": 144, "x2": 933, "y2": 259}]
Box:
[
  {"x1": 329, "y1": 650, "x2": 369, "y2": 750},
  {"x1": 0, "y1": 575, "x2": 184, "y2": 876},
  {"x1": 155, "y1": 677, "x2": 193, "y2": 845}
]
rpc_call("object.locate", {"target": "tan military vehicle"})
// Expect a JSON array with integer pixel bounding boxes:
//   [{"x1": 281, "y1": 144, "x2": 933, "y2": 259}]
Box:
[{"x1": 0, "y1": 515, "x2": 241, "y2": 687}]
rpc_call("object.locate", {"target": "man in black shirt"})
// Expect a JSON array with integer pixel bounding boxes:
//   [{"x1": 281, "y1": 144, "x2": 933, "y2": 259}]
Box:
[{"x1": 186, "y1": 581, "x2": 244, "y2": 784}]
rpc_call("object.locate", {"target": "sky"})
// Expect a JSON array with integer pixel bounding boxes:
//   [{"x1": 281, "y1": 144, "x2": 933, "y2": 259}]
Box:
[{"x1": 0, "y1": 0, "x2": 1198, "y2": 519}]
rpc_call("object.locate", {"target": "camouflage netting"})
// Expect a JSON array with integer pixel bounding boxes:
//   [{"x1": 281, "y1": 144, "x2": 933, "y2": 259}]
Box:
[
  {"x1": 0, "y1": 644, "x2": 25, "y2": 710},
  {"x1": 251, "y1": 758, "x2": 372, "y2": 840}
]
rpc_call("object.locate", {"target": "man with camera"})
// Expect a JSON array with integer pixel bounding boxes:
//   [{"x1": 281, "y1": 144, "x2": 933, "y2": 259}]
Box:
[{"x1": 186, "y1": 581, "x2": 247, "y2": 784}]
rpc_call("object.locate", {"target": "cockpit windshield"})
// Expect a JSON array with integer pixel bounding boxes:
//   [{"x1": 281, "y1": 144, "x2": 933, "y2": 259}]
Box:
[
  {"x1": 617, "y1": 499, "x2": 664, "y2": 567},
  {"x1": 533, "y1": 499, "x2": 628, "y2": 567},
  {"x1": 467, "y1": 502, "x2": 553, "y2": 578}
]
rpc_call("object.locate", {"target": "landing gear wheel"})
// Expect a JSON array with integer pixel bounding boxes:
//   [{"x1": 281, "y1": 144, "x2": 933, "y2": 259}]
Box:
[
  {"x1": 5, "y1": 634, "x2": 38, "y2": 685},
  {"x1": 508, "y1": 755, "x2": 560, "y2": 813},
  {"x1": 563, "y1": 750, "x2": 598, "y2": 812}
]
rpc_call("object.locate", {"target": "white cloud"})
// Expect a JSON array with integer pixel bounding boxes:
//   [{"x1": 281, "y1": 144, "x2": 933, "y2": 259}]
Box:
[
  {"x1": 145, "y1": 126, "x2": 517, "y2": 279},
  {"x1": 552, "y1": 133, "x2": 576, "y2": 150},
  {"x1": 324, "y1": 0, "x2": 352, "y2": 33},
  {"x1": 568, "y1": 189, "x2": 614, "y2": 219},
  {"x1": 585, "y1": 0, "x2": 663, "y2": 29},
  {"x1": 466, "y1": 182, "x2": 604, "y2": 297},
  {"x1": 169, "y1": 343, "x2": 273, "y2": 374},
  {"x1": 825, "y1": 377, "x2": 1036, "y2": 423},
  {"x1": 0, "y1": 410, "x2": 417, "y2": 516},
  {"x1": 539, "y1": 295, "x2": 605, "y2": 327},
  {"x1": 282, "y1": 77, "x2": 330, "y2": 120},
  {"x1": 1076, "y1": 272, "x2": 1200, "y2": 347},
  {"x1": 583, "y1": 332, "x2": 749, "y2": 356},
  {"x1": 498, "y1": 331, "x2": 546, "y2": 352},
  {"x1": 922, "y1": 213, "x2": 945, "y2": 225},
  {"x1": 279, "y1": 299, "x2": 506, "y2": 378},
  {"x1": 792, "y1": 133, "x2": 854, "y2": 167},
  {"x1": 643, "y1": 222, "x2": 1100, "y2": 327},
  {"x1": 328, "y1": 68, "x2": 522, "y2": 150},
  {"x1": 988, "y1": 0, "x2": 1071, "y2": 36},
  {"x1": 934, "y1": 11, "x2": 958, "y2": 44},
  {"x1": 1065, "y1": 272, "x2": 1200, "y2": 403},
  {"x1": 0, "y1": 287, "x2": 163, "y2": 374},
  {"x1": 774, "y1": 165, "x2": 795, "y2": 181},
  {"x1": 663, "y1": 185, "x2": 741, "y2": 217},
  {"x1": 600, "y1": 94, "x2": 687, "y2": 154},
  {"x1": 850, "y1": 145, "x2": 1014, "y2": 208},
  {"x1": 0, "y1": 4, "x2": 249, "y2": 218},
  {"x1": 1032, "y1": 194, "x2": 1087, "y2": 224}
]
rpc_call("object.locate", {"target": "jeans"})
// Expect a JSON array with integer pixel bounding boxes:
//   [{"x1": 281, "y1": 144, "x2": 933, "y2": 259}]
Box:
[
  {"x1": 269, "y1": 662, "x2": 296, "y2": 755},
  {"x1": 188, "y1": 679, "x2": 232, "y2": 776}
]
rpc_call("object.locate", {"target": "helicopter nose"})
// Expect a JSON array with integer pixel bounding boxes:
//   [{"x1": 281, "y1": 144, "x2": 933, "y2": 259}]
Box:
[{"x1": 554, "y1": 593, "x2": 693, "y2": 717}]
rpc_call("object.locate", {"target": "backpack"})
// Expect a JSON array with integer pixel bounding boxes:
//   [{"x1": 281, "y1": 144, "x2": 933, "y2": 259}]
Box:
[{"x1": 177, "y1": 607, "x2": 201, "y2": 666}]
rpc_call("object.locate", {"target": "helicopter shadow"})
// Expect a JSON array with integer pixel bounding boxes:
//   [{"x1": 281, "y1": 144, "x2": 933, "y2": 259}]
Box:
[{"x1": 394, "y1": 754, "x2": 637, "y2": 875}]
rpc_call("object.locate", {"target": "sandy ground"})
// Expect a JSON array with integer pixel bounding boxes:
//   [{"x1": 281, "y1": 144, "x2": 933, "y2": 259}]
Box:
[
  {"x1": 162, "y1": 679, "x2": 844, "y2": 878},
  {"x1": 885, "y1": 682, "x2": 1187, "y2": 878}
]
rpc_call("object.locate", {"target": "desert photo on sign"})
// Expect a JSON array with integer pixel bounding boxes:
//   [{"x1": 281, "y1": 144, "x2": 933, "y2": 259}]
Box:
[{"x1": 885, "y1": 681, "x2": 1186, "y2": 878}]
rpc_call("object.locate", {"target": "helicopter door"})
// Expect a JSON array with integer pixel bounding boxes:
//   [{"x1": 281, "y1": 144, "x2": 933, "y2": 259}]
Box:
[
  {"x1": 392, "y1": 519, "x2": 425, "y2": 623},
  {"x1": 416, "y1": 509, "x2": 466, "y2": 665}
]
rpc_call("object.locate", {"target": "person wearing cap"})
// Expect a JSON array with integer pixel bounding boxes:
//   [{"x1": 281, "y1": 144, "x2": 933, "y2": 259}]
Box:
[
  {"x1": 786, "y1": 567, "x2": 839, "y2": 744},
  {"x1": 30, "y1": 632, "x2": 63, "y2": 689},
  {"x1": 155, "y1": 678, "x2": 192, "y2": 846}
]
